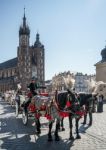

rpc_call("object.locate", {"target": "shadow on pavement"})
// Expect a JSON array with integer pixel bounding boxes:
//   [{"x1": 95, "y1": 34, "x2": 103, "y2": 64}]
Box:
[
  {"x1": 0, "y1": 133, "x2": 75, "y2": 150},
  {"x1": 0, "y1": 98, "x2": 75, "y2": 150},
  {"x1": 0, "y1": 116, "x2": 75, "y2": 150},
  {"x1": 79, "y1": 124, "x2": 91, "y2": 134},
  {"x1": 0, "y1": 99, "x2": 15, "y2": 115}
]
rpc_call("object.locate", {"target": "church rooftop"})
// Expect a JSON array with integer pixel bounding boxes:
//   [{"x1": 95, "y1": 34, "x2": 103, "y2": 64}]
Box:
[{"x1": 0, "y1": 57, "x2": 17, "y2": 70}]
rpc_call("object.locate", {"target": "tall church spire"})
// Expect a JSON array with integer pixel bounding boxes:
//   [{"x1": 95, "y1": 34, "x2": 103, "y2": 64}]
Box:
[
  {"x1": 36, "y1": 32, "x2": 40, "y2": 42},
  {"x1": 19, "y1": 8, "x2": 30, "y2": 36},
  {"x1": 23, "y1": 7, "x2": 26, "y2": 27},
  {"x1": 34, "y1": 32, "x2": 43, "y2": 48}
]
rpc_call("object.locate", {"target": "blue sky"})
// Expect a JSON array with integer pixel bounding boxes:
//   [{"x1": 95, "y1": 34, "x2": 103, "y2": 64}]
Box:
[{"x1": 0, "y1": 0, "x2": 106, "y2": 80}]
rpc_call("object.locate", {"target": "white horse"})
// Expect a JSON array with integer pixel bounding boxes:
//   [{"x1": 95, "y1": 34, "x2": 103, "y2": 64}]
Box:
[
  {"x1": 22, "y1": 93, "x2": 62, "y2": 141},
  {"x1": 93, "y1": 81, "x2": 106, "y2": 97}
]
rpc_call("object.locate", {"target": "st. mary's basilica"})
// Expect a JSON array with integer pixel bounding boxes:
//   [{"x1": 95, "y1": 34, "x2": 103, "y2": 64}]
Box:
[{"x1": 0, "y1": 9, "x2": 45, "y2": 92}]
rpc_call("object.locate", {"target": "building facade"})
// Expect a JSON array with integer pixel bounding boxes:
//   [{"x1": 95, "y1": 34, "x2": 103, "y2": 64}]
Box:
[
  {"x1": 0, "y1": 11, "x2": 45, "y2": 92},
  {"x1": 52, "y1": 71, "x2": 75, "y2": 92},
  {"x1": 74, "y1": 72, "x2": 96, "y2": 93},
  {"x1": 95, "y1": 46, "x2": 106, "y2": 82},
  {"x1": 52, "y1": 71, "x2": 95, "y2": 93}
]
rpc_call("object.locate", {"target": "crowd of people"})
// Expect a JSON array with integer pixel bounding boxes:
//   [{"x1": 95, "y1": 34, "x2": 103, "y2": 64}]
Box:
[{"x1": 1, "y1": 77, "x2": 104, "y2": 114}]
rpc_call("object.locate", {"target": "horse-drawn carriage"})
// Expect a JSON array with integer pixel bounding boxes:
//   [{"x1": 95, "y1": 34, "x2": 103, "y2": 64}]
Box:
[
  {"x1": 15, "y1": 76, "x2": 99, "y2": 141},
  {"x1": 15, "y1": 91, "x2": 52, "y2": 123},
  {"x1": 21, "y1": 92, "x2": 52, "y2": 126}
]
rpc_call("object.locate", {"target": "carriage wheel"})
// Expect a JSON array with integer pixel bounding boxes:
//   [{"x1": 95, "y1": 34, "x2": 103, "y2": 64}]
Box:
[{"x1": 22, "y1": 110, "x2": 28, "y2": 125}]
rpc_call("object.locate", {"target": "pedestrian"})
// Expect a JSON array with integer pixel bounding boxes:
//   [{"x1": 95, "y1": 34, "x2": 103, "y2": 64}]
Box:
[
  {"x1": 92, "y1": 94, "x2": 98, "y2": 113},
  {"x1": 15, "y1": 91, "x2": 21, "y2": 116},
  {"x1": 97, "y1": 94, "x2": 104, "y2": 112}
]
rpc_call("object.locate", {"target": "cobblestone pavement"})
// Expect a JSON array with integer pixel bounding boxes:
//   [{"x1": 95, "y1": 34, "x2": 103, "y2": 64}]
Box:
[{"x1": 0, "y1": 97, "x2": 106, "y2": 150}]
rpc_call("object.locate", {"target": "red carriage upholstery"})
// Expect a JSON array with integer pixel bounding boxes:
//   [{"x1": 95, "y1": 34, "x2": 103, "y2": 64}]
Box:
[{"x1": 40, "y1": 92, "x2": 49, "y2": 97}]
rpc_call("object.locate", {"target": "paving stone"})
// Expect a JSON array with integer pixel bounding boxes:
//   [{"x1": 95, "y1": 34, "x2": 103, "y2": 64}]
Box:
[{"x1": 0, "y1": 98, "x2": 106, "y2": 150}]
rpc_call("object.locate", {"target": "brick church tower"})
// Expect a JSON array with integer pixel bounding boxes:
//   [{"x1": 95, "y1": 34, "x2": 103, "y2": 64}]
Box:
[
  {"x1": 0, "y1": 9, "x2": 45, "y2": 92},
  {"x1": 17, "y1": 9, "x2": 30, "y2": 89},
  {"x1": 17, "y1": 9, "x2": 45, "y2": 90}
]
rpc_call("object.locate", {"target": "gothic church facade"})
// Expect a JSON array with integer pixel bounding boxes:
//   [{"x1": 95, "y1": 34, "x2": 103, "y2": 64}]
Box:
[{"x1": 0, "y1": 11, "x2": 45, "y2": 92}]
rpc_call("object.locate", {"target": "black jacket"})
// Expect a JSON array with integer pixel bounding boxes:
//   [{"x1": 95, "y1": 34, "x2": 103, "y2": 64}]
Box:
[{"x1": 28, "y1": 82, "x2": 38, "y2": 95}]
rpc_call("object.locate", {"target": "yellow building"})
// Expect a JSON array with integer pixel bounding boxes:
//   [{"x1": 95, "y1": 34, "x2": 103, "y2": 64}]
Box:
[{"x1": 95, "y1": 46, "x2": 106, "y2": 82}]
